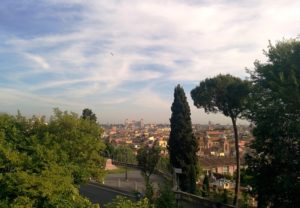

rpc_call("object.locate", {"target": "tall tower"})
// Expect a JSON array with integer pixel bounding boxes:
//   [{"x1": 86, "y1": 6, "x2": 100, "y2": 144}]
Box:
[{"x1": 208, "y1": 121, "x2": 213, "y2": 130}]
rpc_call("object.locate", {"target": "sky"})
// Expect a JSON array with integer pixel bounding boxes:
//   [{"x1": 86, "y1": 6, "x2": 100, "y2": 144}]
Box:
[{"x1": 1, "y1": 0, "x2": 300, "y2": 124}]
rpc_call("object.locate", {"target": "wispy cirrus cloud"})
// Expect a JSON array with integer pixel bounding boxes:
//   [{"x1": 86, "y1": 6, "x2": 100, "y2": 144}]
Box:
[
  {"x1": 1, "y1": 0, "x2": 300, "y2": 123},
  {"x1": 24, "y1": 53, "x2": 50, "y2": 69}
]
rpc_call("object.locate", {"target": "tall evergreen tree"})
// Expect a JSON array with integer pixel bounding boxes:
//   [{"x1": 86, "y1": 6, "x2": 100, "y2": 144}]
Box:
[{"x1": 168, "y1": 84, "x2": 198, "y2": 193}]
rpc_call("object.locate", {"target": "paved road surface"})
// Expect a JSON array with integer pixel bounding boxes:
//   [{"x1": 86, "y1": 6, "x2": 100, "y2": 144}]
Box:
[
  {"x1": 80, "y1": 181, "x2": 214, "y2": 208},
  {"x1": 80, "y1": 182, "x2": 135, "y2": 206},
  {"x1": 80, "y1": 170, "x2": 167, "y2": 206}
]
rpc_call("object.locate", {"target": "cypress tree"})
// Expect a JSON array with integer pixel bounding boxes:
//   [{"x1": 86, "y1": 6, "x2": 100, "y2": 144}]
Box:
[{"x1": 168, "y1": 84, "x2": 198, "y2": 193}]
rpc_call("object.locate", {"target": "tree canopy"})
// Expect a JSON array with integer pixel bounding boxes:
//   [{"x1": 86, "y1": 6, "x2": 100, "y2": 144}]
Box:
[
  {"x1": 168, "y1": 84, "x2": 198, "y2": 193},
  {"x1": 246, "y1": 39, "x2": 300, "y2": 207},
  {"x1": 0, "y1": 109, "x2": 105, "y2": 207},
  {"x1": 137, "y1": 144, "x2": 160, "y2": 179},
  {"x1": 191, "y1": 74, "x2": 249, "y2": 118},
  {"x1": 81, "y1": 108, "x2": 97, "y2": 122}
]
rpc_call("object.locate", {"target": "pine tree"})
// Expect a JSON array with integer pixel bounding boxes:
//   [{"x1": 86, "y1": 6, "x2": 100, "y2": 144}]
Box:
[
  {"x1": 168, "y1": 84, "x2": 198, "y2": 193},
  {"x1": 191, "y1": 74, "x2": 250, "y2": 207}
]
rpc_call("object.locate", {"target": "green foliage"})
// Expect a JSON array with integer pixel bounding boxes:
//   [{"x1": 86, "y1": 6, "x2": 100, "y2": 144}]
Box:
[
  {"x1": 137, "y1": 144, "x2": 160, "y2": 178},
  {"x1": 206, "y1": 188, "x2": 234, "y2": 206},
  {"x1": 156, "y1": 156, "x2": 171, "y2": 173},
  {"x1": 137, "y1": 144, "x2": 160, "y2": 202},
  {"x1": 239, "y1": 168, "x2": 252, "y2": 187},
  {"x1": 145, "y1": 182, "x2": 154, "y2": 204},
  {"x1": 168, "y1": 85, "x2": 198, "y2": 193},
  {"x1": 221, "y1": 189, "x2": 229, "y2": 204},
  {"x1": 191, "y1": 75, "x2": 250, "y2": 206},
  {"x1": 241, "y1": 191, "x2": 250, "y2": 208},
  {"x1": 48, "y1": 108, "x2": 106, "y2": 183},
  {"x1": 112, "y1": 145, "x2": 136, "y2": 164},
  {"x1": 155, "y1": 184, "x2": 176, "y2": 208},
  {"x1": 104, "y1": 196, "x2": 151, "y2": 208},
  {"x1": 104, "y1": 140, "x2": 115, "y2": 158},
  {"x1": 0, "y1": 109, "x2": 105, "y2": 207},
  {"x1": 81, "y1": 108, "x2": 97, "y2": 122},
  {"x1": 246, "y1": 39, "x2": 300, "y2": 207},
  {"x1": 191, "y1": 74, "x2": 250, "y2": 118}
]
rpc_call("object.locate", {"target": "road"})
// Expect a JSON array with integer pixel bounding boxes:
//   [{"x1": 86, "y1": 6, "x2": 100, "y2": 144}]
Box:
[
  {"x1": 80, "y1": 176, "x2": 223, "y2": 208},
  {"x1": 80, "y1": 170, "x2": 166, "y2": 206},
  {"x1": 80, "y1": 182, "x2": 136, "y2": 206}
]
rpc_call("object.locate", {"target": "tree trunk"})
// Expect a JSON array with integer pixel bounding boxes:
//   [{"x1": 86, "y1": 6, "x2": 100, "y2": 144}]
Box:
[{"x1": 231, "y1": 116, "x2": 240, "y2": 208}]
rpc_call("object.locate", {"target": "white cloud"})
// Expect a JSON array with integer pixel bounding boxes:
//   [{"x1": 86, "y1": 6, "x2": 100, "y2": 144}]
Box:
[
  {"x1": 132, "y1": 88, "x2": 170, "y2": 109},
  {"x1": 0, "y1": 88, "x2": 84, "y2": 108},
  {"x1": 24, "y1": 53, "x2": 50, "y2": 69},
  {"x1": 2, "y1": 0, "x2": 300, "y2": 123}
]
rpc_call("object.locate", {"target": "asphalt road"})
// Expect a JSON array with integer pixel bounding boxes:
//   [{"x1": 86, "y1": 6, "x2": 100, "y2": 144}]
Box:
[
  {"x1": 80, "y1": 182, "x2": 136, "y2": 206},
  {"x1": 80, "y1": 180, "x2": 209, "y2": 208},
  {"x1": 80, "y1": 182, "x2": 201, "y2": 208},
  {"x1": 80, "y1": 170, "x2": 167, "y2": 206}
]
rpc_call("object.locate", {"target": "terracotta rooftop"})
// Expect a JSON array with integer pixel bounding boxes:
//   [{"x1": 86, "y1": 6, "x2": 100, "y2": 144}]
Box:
[{"x1": 199, "y1": 157, "x2": 236, "y2": 168}]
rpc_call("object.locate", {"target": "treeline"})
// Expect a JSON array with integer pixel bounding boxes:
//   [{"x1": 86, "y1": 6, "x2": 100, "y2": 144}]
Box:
[{"x1": 0, "y1": 108, "x2": 105, "y2": 207}]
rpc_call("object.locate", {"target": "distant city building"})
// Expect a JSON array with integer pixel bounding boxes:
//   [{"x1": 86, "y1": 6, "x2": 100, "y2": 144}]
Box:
[
  {"x1": 198, "y1": 130, "x2": 231, "y2": 157},
  {"x1": 124, "y1": 119, "x2": 145, "y2": 129},
  {"x1": 140, "y1": 119, "x2": 144, "y2": 128}
]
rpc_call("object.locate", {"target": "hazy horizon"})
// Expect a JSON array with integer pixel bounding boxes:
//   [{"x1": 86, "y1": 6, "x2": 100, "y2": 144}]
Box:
[{"x1": 1, "y1": 107, "x2": 249, "y2": 125}]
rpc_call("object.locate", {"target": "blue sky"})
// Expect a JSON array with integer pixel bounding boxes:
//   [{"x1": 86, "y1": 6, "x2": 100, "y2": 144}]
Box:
[{"x1": 1, "y1": 0, "x2": 300, "y2": 124}]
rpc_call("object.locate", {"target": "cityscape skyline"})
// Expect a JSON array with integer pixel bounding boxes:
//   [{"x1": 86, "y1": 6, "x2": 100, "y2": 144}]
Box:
[{"x1": 1, "y1": 0, "x2": 300, "y2": 124}]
